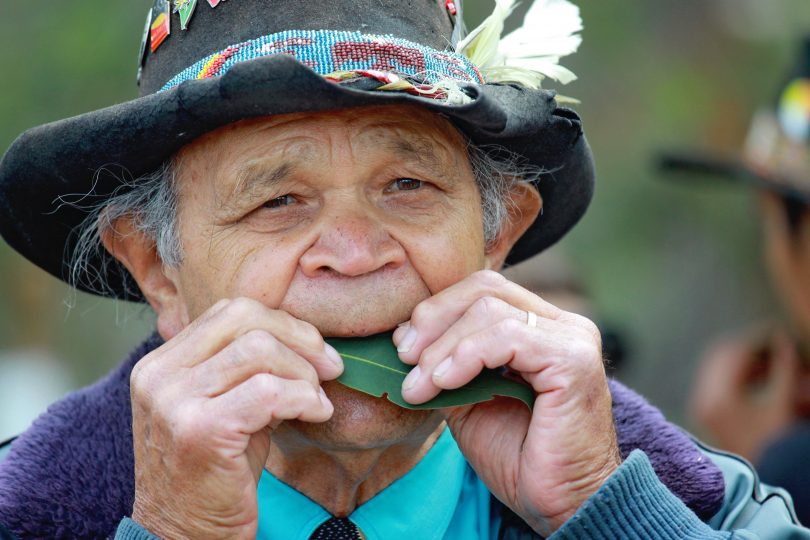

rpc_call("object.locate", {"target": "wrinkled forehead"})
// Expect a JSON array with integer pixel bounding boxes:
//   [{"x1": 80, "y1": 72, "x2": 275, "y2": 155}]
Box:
[{"x1": 172, "y1": 104, "x2": 470, "y2": 186}]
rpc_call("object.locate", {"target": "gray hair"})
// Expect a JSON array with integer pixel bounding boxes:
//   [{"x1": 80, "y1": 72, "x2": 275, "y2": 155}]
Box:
[
  {"x1": 68, "y1": 143, "x2": 542, "y2": 297},
  {"x1": 69, "y1": 162, "x2": 181, "y2": 299},
  {"x1": 466, "y1": 143, "x2": 543, "y2": 246}
]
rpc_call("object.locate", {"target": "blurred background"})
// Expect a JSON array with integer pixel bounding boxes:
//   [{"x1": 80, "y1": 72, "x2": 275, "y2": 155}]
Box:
[{"x1": 0, "y1": 0, "x2": 807, "y2": 443}]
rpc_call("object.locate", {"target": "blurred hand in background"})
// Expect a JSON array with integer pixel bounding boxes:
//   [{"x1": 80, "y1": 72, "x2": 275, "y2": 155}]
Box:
[{"x1": 690, "y1": 325, "x2": 810, "y2": 463}]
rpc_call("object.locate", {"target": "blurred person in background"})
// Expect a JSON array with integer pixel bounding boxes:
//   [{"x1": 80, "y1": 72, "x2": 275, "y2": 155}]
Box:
[{"x1": 663, "y1": 36, "x2": 810, "y2": 524}]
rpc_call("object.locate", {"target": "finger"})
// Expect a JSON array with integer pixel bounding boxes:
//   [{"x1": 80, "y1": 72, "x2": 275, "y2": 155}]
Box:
[
  {"x1": 137, "y1": 298, "x2": 231, "y2": 367},
  {"x1": 711, "y1": 340, "x2": 756, "y2": 389},
  {"x1": 402, "y1": 316, "x2": 598, "y2": 404},
  {"x1": 407, "y1": 296, "x2": 525, "y2": 371},
  {"x1": 205, "y1": 374, "x2": 333, "y2": 434},
  {"x1": 147, "y1": 297, "x2": 343, "y2": 378},
  {"x1": 191, "y1": 330, "x2": 322, "y2": 397},
  {"x1": 394, "y1": 270, "x2": 561, "y2": 365}
]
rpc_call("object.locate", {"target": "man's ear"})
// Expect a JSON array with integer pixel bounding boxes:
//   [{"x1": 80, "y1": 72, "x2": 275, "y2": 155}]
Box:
[
  {"x1": 484, "y1": 183, "x2": 542, "y2": 270},
  {"x1": 100, "y1": 218, "x2": 188, "y2": 339}
]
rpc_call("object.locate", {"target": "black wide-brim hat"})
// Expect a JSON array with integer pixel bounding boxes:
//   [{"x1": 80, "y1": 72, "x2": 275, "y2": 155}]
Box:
[
  {"x1": 660, "y1": 37, "x2": 810, "y2": 206},
  {"x1": 0, "y1": 0, "x2": 594, "y2": 302}
]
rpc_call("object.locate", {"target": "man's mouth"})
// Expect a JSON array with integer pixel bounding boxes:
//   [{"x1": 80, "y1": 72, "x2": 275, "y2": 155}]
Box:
[{"x1": 280, "y1": 268, "x2": 431, "y2": 338}]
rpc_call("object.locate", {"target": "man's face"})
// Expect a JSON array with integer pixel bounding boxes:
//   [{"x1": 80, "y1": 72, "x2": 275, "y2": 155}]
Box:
[
  {"x1": 159, "y1": 105, "x2": 498, "y2": 447},
  {"x1": 170, "y1": 105, "x2": 487, "y2": 332}
]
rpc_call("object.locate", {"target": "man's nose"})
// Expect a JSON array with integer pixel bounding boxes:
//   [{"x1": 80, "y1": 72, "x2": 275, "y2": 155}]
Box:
[{"x1": 299, "y1": 209, "x2": 406, "y2": 277}]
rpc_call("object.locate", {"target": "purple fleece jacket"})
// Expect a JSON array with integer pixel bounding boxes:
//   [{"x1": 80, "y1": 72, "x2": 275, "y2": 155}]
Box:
[{"x1": 0, "y1": 334, "x2": 726, "y2": 539}]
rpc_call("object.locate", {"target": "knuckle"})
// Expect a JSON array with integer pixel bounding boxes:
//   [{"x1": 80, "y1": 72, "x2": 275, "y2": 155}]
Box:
[
  {"x1": 410, "y1": 302, "x2": 435, "y2": 327},
  {"x1": 131, "y1": 348, "x2": 162, "y2": 381},
  {"x1": 222, "y1": 296, "x2": 264, "y2": 321},
  {"x1": 131, "y1": 361, "x2": 162, "y2": 399},
  {"x1": 454, "y1": 337, "x2": 479, "y2": 361},
  {"x1": 499, "y1": 317, "x2": 524, "y2": 336},
  {"x1": 253, "y1": 373, "x2": 282, "y2": 402},
  {"x1": 236, "y1": 329, "x2": 278, "y2": 359},
  {"x1": 470, "y1": 296, "x2": 502, "y2": 319},
  {"x1": 472, "y1": 269, "x2": 506, "y2": 289},
  {"x1": 296, "y1": 319, "x2": 324, "y2": 351},
  {"x1": 197, "y1": 298, "x2": 231, "y2": 324},
  {"x1": 274, "y1": 311, "x2": 323, "y2": 352},
  {"x1": 578, "y1": 318, "x2": 603, "y2": 348},
  {"x1": 130, "y1": 361, "x2": 147, "y2": 389},
  {"x1": 567, "y1": 312, "x2": 599, "y2": 334},
  {"x1": 579, "y1": 315, "x2": 601, "y2": 335},
  {"x1": 286, "y1": 357, "x2": 320, "y2": 388},
  {"x1": 420, "y1": 346, "x2": 443, "y2": 366},
  {"x1": 569, "y1": 338, "x2": 602, "y2": 366},
  {"x1": 301, "y1": 363, "x2": 321, "y2": 387}
]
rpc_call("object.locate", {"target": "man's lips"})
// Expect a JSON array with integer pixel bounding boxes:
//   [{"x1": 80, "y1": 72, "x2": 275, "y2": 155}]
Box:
[
  {"x1": 277, "y1": 264, "x2": 434, "y2": 338},
  {"x1": 320, "y1": 323, "x2": 403, "y2": 339}
]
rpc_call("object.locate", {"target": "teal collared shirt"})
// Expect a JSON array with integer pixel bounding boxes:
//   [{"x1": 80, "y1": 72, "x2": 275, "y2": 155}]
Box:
[{"x1": 256, "y1": 428, "x2": 500, "y2": 540}]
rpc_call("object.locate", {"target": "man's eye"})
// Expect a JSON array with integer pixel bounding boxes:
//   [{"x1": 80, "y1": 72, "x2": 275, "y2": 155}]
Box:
[
  {"x1": 388, "y1": 178, "x2": 423, "y2": 192},
  {"x1": 264, "y1": 195, "x2": 296, "y2": 209}
]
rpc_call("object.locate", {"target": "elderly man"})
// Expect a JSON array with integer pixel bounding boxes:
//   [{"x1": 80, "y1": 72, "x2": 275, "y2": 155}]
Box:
[{"x1": 0, "y1": 1, "x2": 807, "y2": 538}]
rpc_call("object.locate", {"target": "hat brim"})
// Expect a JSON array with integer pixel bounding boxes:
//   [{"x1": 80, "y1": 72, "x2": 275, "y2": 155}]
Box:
[
  {"x1": 0, "y1": 55, "x2": 594, "y2": 301},
  {"x1": 658, "y1": 150, "x2": 810, "y2": 204}
]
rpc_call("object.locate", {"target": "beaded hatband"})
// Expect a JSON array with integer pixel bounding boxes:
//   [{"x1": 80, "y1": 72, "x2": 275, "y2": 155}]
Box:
[{"x1": 160, "y1": 29, "x2": 485, "y2": 92}]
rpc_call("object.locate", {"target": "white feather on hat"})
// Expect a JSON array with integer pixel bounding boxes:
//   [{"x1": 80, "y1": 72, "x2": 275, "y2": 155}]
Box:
[{"x1": 457, "y1": 0, "x2": 583, "y2": 89}]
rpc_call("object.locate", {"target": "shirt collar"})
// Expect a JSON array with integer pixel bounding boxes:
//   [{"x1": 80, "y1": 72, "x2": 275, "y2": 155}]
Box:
[{"x1": 256, "y1": 428, "x2": 467, "y2": 540}]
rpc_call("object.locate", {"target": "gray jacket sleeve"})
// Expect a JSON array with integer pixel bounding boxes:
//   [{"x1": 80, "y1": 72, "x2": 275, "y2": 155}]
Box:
[
  {"x1": 705, "y1": 445, "x2": 805, "y2": 538},
  {"x1": 552, "y1": 448, "x2": 807, "y2": 539}
]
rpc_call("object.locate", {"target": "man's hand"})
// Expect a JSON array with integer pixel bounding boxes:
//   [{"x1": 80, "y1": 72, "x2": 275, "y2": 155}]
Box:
[
  {"x1": 394, "y1": 271, "x2": 620, "y2": 536},
  {"x1": 129, "y1": 298, "x2": 343, "y2": 539}
]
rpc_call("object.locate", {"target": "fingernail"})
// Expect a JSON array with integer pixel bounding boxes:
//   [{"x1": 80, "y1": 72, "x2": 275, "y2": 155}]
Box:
[
  {"x1": 402, "y1": 366, "x2": 421, "y2": 391},
  {"x1": 397, "y1": 327, "x2": 418, "y2": 353},
  {"x1": 392, "y1": 325, "x2": 408, "y2": 346},
  {"x1": 323, "y1": 344, "x2": 344, "y2": 369},
  {"x1": 318, "y1": 387, "x2": 331, "y2": 406},
  {"x1": 433, "y1": 357, "x2": 453, "y2": 380}
]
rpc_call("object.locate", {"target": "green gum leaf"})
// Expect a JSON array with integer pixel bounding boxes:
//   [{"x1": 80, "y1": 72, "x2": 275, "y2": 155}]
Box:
[{"x1": 327, "y1": 332, "x2": 535, "y2": 410}]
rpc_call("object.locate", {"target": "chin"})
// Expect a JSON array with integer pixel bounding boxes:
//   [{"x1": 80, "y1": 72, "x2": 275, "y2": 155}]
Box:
[{"x1": 280, "y1": 382, "x2": 443, "y2": 450}]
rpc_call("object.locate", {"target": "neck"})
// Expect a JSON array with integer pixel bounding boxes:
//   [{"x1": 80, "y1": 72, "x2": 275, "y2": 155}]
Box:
[{"x1": 265, "y1": 417, "x2": 446, "y2": 516}]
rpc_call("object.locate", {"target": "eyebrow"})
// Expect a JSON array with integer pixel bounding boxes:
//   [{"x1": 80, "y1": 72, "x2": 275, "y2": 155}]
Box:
[
  {"x1": 226, "y1": 160, "x2": 294, "y2": 206},
  {"x1": 221, "y1": 133, "x2": 460, "y2": 209},
  {"x1": 388, "y1": 137, "x2": 447, "y2": 173}
]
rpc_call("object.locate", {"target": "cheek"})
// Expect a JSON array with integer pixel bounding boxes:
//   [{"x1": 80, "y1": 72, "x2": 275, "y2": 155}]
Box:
[
  {"x1": 228, "y1": 243, "x2": 301, "y2": 306},
  {"x1": 403, "y1": 201, "x2": 486, "y2": 293},
  {"x1": 176, "y1": 225, "x2": 307, "y2": 318}
]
